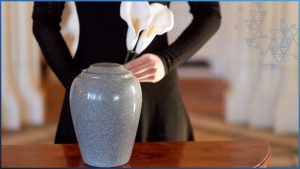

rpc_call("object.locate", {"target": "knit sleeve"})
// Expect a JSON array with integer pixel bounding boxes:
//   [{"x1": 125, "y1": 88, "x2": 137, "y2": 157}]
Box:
[
  {"x1": 32, "y1": 2, "x2": 81, "y2": 89},
  {"x1": 155, "y1": 2, "x2": 222, "y2": 73}
]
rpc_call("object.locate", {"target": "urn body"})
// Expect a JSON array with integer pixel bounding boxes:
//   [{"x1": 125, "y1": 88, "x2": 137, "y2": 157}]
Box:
[{"x1": 69, "y1": 63, "x2": 142, "y2": 167}]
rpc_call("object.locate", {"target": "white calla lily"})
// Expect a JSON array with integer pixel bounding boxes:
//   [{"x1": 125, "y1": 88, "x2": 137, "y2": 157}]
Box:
[
  {"x1": 120, "y1": 1, "x2": 151, "y2": 50},
  {"x1": 135, "y1": 3, "x2": 174, "y2": 54}
]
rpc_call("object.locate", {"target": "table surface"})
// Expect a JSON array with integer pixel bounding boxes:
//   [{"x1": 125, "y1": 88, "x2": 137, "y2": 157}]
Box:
[{"x1": 2, "y1": 140, "x2": 270, "y2": 168}]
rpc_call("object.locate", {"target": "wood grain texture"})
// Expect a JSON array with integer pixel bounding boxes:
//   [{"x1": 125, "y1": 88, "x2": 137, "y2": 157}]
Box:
[{"x1": 2, "y1": 141, "x2": 270, "y2": 168}]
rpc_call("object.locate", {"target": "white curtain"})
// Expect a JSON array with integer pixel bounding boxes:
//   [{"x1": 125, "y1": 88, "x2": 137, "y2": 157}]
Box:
[
  {"x1": 222, "y1": 2, "x2": 298, "y2": 134},
  {"x1": 2, "y1": 2, "x2": 79, "y2": 131},
  {"x1": 2, "y1": 2, "x2": 44, "y2": 130}
]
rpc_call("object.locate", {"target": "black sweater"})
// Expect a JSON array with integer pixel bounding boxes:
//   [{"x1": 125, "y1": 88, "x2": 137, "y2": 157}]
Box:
[{"x1": 33, "y1": 2, "x2": 221, "y2": 143}]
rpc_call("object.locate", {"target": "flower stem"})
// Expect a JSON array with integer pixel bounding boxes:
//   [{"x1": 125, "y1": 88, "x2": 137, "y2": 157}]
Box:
[
  {"x1": 124, "y1": 50, "x2": 131, "y2": 64},
  {"x1": 131, "y1": 53, "x2": 139, "y2": 60},
  {"x1": 124, "y1": 50, "x2": 139, "y2": 63}
]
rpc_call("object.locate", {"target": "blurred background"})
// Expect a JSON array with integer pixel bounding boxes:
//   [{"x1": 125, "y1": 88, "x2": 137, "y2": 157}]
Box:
[{"x1": 1, "y1": 1, "x2": 298, "y2": 167}]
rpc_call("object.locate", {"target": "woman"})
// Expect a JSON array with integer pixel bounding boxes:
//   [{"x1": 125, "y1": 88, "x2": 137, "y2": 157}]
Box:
[{"x1": 32, "y1": 1, "x2": 221, "y2": 143}]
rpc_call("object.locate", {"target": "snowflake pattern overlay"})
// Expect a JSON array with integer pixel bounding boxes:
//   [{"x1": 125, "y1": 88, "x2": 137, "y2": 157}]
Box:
[{"x1": 240, "y1": 2, "x2": 298, "y2": 69}]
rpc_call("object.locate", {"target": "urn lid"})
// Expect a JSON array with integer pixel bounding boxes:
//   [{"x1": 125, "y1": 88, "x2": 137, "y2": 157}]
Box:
[
  {"x1": 86, "y1": 62, "x2": 130, "y2": 75},
  {"x1": 79, "y1": 63, "x2": 132, "y2": 79}
]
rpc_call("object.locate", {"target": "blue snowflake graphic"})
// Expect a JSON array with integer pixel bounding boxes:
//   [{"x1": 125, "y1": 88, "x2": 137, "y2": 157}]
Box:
[{"x1": 242, "y1": 2, "x2": 298, "y2": 69}]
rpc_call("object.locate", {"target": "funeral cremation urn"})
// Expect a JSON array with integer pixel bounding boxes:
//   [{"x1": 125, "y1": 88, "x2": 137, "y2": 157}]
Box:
[{"x1": 69, "y1": 63, "x2": 142, "y2": 167}]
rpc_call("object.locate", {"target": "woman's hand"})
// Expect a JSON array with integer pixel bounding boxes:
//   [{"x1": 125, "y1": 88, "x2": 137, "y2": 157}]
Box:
[{"x1": 124, "y1": 53, "x2": 165, "y2": 83}]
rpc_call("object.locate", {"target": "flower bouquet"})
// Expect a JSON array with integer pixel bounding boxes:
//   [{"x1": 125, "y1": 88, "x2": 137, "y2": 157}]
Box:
[{"x1": 120, "y1": 1, "x2": 174, "y2": 63}]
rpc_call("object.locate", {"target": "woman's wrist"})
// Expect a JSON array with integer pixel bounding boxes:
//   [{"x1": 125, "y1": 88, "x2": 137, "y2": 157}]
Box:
[{"x1": 154, "y1": 51, "x2": 171, "y2": 75}]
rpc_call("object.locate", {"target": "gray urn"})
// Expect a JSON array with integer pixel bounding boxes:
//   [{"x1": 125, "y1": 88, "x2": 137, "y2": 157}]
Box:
[{"x1": 69, "y1": 63, "x2": 142, "y2": 167}]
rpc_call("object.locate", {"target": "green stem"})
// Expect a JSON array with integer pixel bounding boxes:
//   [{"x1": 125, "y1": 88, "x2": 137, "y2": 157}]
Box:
[
  {"x1": 131, "y1": 52, "x2": 139, "y2": 60},
  {"x1": 124, "y1": 50, "x2": 131, "y2": 64},
  {"x1": 124, "y1": 50, "x2": 139, "y2": 63}
]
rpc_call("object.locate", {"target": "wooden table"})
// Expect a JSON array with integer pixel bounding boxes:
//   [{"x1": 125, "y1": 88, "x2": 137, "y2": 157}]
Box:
[{"x1": 2, "y1": 140, "x2": 270, "y2": 168}]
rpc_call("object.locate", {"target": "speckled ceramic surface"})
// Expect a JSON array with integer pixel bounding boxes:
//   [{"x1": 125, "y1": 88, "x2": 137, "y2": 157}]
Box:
[{"x1": 69, "y1": 63, "x2": 142, "y2": 167}]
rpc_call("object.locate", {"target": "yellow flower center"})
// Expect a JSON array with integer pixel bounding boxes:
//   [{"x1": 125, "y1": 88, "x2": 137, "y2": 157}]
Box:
[
  {"x1": 146, "y1": 25, "x2": 155, "y2": 38},
  {"x1": 133, "y1": 18, "x2": 140, "y2": 33}
]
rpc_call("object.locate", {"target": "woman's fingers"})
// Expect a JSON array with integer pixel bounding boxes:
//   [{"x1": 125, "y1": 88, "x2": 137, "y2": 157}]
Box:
[
  {"x1": 129, "y1": 62, "x2": 153, "y2": 75},
  {"x1": 124, "y1": 54, "x2": 155, "y2": 75},
  {"x1": 135, "y1": 68, "x2": 156, "y2": 79},
  {"x1": 123, "y1": 53, "x2": 165, "y2": 83},
  {"x1": 123, "y1": 55, "x2": 148, "y2": 70}
]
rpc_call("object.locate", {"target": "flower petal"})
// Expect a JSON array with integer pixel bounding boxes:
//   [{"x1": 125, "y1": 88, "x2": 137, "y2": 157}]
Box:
[
  {"x1": 149, "y1": 3, "x2": 166, "y2": 18},
  {"x1": 149, "y1": 3, "x2": 174, "y2": 35},
  {"x1": 135, "y1": 3, "x2": 174, "y2": 53},
  {"x1": 120, "y1": 1, "x2": 133, "y2": 28},
  {"x1": 135, "y1": 30, "x2": 156, "y2": 54},
  {"x1": 126, "y1": 26, "x2": 139, "y2": 50},
  {"x1": 130, "y1": 2, "x2": 151, "y2": 31},
  {"x1": 120, "y1": 1, "x2": 151, "y2": 50}
]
